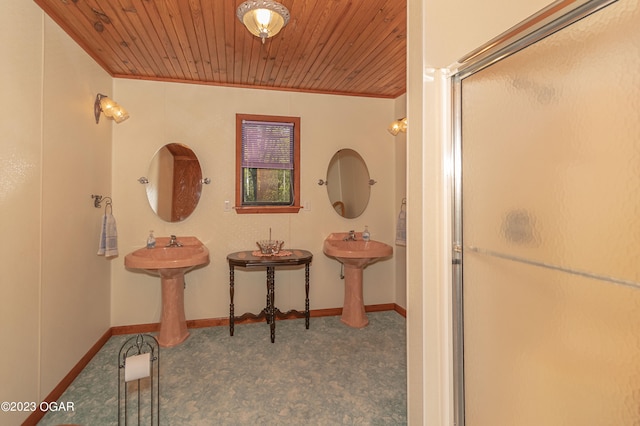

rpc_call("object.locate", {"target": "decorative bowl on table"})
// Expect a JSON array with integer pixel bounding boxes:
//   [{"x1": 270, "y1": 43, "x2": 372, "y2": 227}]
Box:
[{"x1": 257, "y1": 240, "x2": 285, "y2": 255}]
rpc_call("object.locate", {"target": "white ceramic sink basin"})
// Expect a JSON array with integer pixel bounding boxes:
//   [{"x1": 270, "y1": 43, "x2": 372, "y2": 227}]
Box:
[
  {"x1": 323, "y1": 232, "x2": 392, "y2": 267},
  {"x1": 125, "y1": 236, "x2": 209, "y2": 271}
]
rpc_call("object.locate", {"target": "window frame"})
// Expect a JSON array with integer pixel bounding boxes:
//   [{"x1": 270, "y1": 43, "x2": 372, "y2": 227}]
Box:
[{"x1": 235, "y1": 113, "x2": 301, "y2": 214}]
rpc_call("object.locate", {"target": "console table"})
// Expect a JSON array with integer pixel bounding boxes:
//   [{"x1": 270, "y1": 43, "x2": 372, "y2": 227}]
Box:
[{"x1": 227, "y1": 249, "x2": 313, "y2": 343}]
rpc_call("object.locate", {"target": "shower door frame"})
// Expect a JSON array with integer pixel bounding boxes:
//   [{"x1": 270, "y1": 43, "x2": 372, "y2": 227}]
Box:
[{"x1": 450, "y1": 0, "x2": 619, "y2": 424}]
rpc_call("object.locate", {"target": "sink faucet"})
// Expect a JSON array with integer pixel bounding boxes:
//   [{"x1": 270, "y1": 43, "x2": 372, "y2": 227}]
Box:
[
  {"x1": 344, "y1": 230, "x2": 357, "y2": 241},
  {"x1": 167, "y1": 235, "x2": 183, "y2": 247}
]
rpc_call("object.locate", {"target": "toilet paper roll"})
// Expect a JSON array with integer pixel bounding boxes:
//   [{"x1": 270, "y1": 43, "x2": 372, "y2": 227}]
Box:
[{"x1": 125, "y1": 352, "x2": 151, "y2": 382}]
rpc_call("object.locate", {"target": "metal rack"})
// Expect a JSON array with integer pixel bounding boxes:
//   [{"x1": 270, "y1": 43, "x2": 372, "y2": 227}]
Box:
[{"x1": 118, "y1": 334, "x2": 160, "y2": 425}]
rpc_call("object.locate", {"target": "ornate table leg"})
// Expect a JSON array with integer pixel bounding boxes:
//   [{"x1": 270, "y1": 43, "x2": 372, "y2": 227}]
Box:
[
  {"x1": 265, "y1": 270, "x2": 271, "y2": 324},
  {"x1": 267, "y1": 266, "x2": 276, "y2": 343},
  {"x1": 305, "y1": 263, "x2": 310, "y2": 329},
  {"x1": 229, "y1": 264, "x2": 235, "y2": 336}
]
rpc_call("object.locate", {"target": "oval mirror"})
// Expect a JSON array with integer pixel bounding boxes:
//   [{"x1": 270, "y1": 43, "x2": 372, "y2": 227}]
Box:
[
  {"x1": 326, "y1": 149, "x2": 370, "y2": 218},
  {"x1": 145, "y1": 143, "x2": 203, "y2": 222}
]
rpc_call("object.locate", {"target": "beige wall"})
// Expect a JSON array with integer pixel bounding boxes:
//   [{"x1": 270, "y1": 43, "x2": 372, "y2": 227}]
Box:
[
  {"x1": 40, "y1": 17, "x2": 113, "y2": 395},
  {"x1": 393, "y1": 94, "x2": 407, "y2": 310},
  {"x1": 0, "y1": 1, "x2": 112, "y2": 423},
  {"x1": 110, "y1": 80, "x2": 398, "y2": 326},
  {"x1": 0, "y1": 3, "x2": 43, "y2": 424}
]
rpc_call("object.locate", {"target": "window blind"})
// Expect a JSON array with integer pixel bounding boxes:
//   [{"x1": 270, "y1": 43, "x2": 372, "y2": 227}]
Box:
[{"x1": 241, "y1": 120, "x2": 294, "y2": 170}]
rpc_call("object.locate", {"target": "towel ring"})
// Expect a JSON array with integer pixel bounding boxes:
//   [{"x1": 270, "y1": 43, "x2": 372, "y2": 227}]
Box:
[{"x1": 104, "y1": 197, "x2": 113, "y2": 214}]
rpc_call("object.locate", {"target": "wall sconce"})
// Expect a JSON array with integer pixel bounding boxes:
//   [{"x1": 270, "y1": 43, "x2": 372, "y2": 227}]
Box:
[
  {"x1": 94, "y1": 94, "x2": 129, "y2": 124},
  {"x1": 236, "y1": 0, "x2": 290, "y2": 44},
  {"x1": 388, "y1": 117, "x2": 407, "y2": 136}
]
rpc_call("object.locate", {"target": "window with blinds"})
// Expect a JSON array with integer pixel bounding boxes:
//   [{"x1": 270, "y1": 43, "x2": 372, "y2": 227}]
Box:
[{"x1": 235, "y1": 114, "x2": 301, "y2": 214}]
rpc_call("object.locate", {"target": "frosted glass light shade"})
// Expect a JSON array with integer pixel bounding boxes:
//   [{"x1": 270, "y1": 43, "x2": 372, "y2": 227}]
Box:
[
  {"x1": 387, "y1": 117, "x2": 407, "y2": 135},
  {"x1": 99, "y1": 96, "x2": 118, "y2": 115},
  {"x1": 237, "y1": 0, "x2": 290, "y2": 43},
  {"x1": 95, "y1": 94, "x2": 129, "y2": 124},
  {"x1": 110, "y1": 106, "x2": 129, "y2": 123}
]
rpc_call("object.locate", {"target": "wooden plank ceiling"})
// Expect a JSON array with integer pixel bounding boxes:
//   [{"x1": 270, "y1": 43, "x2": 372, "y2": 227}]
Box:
[{"x1": 34, "y1": 0, "x2": 406, "y2": 98}]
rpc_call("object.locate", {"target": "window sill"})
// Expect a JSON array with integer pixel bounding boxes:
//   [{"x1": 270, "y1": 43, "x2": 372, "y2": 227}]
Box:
[{"x1": 234, "y1": 205, "x2": 303, "y2": 214}]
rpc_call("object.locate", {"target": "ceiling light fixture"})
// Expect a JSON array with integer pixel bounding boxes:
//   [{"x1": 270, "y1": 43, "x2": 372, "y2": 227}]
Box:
[
  {"x1": 236, "y1": 0, "x2": 290, "y2": 44},
  {"x1": 387, "y1": 117, "x2": 407, "y2": 136},
  {"x1": 94, "y1": 94, "x2": 129, "y2": 124}
]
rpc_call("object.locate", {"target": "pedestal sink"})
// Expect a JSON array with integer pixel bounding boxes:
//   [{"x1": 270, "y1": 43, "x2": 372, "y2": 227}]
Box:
[
  {"x1": 124, "y1": 236, "x2": 209, "y2": 347},
  {"x1": 323, "y1": 232, "x2": 393, "y2": 328}
]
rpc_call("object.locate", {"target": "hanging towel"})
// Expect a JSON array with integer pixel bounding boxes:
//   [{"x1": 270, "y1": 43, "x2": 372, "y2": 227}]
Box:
[
  {"x1": 97, "y1": 213, "x2": 118, "y2": 257},
  {"x1": 395, "y1": 209, "x2": 406, "y2": 247}
]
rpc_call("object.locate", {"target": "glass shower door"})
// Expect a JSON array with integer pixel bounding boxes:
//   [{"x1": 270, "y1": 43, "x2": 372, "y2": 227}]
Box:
[{"x1": 454, "y1": 0, "x2": 640, "y2": 424}]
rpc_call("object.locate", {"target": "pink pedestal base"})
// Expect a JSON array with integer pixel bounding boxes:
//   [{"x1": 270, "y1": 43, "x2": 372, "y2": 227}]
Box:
[
  {"x1": 157, "y1": 268, "x2": 190, "y2": 347},
  {"x1": 323, "y1": 233, "x2": 393, "y2": 328},
  {"x1": 341, "y1": 263, "x2": 369, "y2": 328}
]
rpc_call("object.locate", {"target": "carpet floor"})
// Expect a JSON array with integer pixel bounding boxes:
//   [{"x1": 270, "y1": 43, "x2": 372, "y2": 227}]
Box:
[{"x1": 38, "y1": 311, "x2": 407, "y2": 425}]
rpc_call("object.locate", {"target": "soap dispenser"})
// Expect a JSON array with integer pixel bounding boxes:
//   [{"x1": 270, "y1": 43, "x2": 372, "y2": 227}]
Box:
[
  {"x1": 362, "y1": 225, "x2": 370, "y2": 241},
  {"x1": 146, "y1": 230, "x2": 156, "y2": 249}
]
